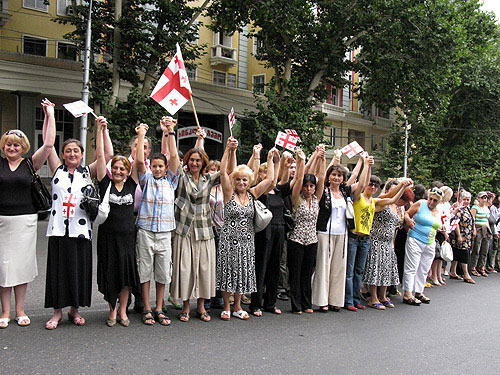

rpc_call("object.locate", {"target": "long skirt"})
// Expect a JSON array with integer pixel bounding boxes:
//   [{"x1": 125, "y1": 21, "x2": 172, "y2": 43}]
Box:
[
  {"x1": 0, "y1": 214, "x2": 38, "y2": 287},
  {"x1": 44, "y1": 235, "x2": 92, "y2": 309},
  {"x1": 170, "y1": 229, "x2": 216, "y2": 300},
  {"x1": 97, "y1": 230, "x2": 140, "y2": 309}
]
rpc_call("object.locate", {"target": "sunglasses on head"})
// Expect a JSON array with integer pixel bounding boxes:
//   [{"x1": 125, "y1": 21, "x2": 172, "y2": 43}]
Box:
[
  {"x1": 5, "y1": 130, "x2": 24, "y2": 138},
  {"x1": 430, "y1": 187, "x2": 443, "y2": 196}
]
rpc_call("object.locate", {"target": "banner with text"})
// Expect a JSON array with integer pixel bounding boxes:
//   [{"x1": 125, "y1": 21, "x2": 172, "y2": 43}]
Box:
[{"x1": 177, "y1": 126, "x2": 223, "y2": 143}]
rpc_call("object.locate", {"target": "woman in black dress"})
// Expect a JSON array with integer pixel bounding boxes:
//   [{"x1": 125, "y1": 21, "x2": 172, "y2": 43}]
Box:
[{"x1": 96, "y1": 120, "x2": 140, "y2": 327}]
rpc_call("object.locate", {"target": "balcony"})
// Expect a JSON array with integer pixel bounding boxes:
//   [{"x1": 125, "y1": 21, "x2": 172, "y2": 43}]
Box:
[
  {"x1": 0, "y1": 0, "x2": 11, "y2": 26},
  {"x1": 316, "y1": 102, "x2": 346, "y2": 118},
  {"x1": 209, "y1": 45, "x2": 237, "y2": 66},
  {"x1": 374, "y1": 116, "x2": 392, "y2": 128}
]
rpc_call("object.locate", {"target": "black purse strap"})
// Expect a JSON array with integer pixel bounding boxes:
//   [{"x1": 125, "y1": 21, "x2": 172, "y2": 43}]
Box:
[{"x1": 25, "y1": 157, "x2": 36, "y2": 177}]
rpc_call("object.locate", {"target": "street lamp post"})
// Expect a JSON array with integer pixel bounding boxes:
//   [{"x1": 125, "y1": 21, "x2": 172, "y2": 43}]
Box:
[
  {"x1": 79, "y1": 0, "x2": 93, "y2": 164},
  {"x1": 403, "y1": 120, "x2": 409, "y2": 178}
]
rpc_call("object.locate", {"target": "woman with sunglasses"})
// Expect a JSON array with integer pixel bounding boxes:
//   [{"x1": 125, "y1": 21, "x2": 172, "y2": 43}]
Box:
[
  {"x1": 401, "y1": 187, "x2": 443, "y2": 306},
  {"x1": 0, "y1": 99, "x2": 56, "y2": 329}
]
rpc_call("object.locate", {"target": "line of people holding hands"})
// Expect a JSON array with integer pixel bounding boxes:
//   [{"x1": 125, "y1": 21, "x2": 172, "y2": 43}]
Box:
[{"x1": 0, "y1": 100, "x2": 490, "y2": 329}]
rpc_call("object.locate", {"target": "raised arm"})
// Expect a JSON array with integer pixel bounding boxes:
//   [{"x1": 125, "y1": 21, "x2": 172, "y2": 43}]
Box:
[
  {"x1": 327, "y1": 148, "x2": 342, "y2": 170},
  {"x1": 220, "y1": 136, "x2": 238, "y2": 204},
  {"x1": 346, "y1": 155, "x2": 363, "y2": 186},
  {"x1": 134, "y1": 123, "x2": 149, "y2": 175},
  {"x1": 278, "y1": 151, "x2": 292, "y2": 184},
  {"x1": 352, "y1": 153, "x2": 373, "y2": 202},
  {"x1": 247, "y1": 143, "x2": 262, "y2": 183},
  {"x1": 314, "y1": 147, "x2": 326, "y2": 200},
  {"x1": 291, "y1": 149, "x2": 306, "y2": 206},
  {"x1": 161, "y1": 117, "x2": 177, "y2": 157},
  {"x1": 95, "y1": 117, "x2": 107, "y2": 181},
  {"x1": 304, "y1": 148, "x2": 319, "y2": 175},
  {"x1": 32, "y1": 98, "x2": 56, "y2": 170},
  {"x1": 195, "y1": 127, "x2": 206, "y2": 150},
  {"x1": 160, "y1": 116, "x2": 179, "y2": 173},
  {"x1": 103, "y1": 123, "x2": 114, "y2": 162},
  {"x1": 262, "y1": 147, "x2": 280, "y2": 195},
  {"x1": 251, "y1": 148, "x2": 276, "y2": 199},
  {"x1": 375, "y1": 179, "x2": 413, "y2": 211}
]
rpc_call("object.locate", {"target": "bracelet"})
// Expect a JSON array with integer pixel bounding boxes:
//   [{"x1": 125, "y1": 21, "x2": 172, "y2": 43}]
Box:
[{"x1": 169, "y1": 132, "x2": 175, "y2": 135}]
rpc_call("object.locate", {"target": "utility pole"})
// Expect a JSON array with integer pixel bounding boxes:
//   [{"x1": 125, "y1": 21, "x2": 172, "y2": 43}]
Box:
[
  {"x1": 79, "y1": 0, "x2": 93, "y2": 164},
  {"x1": 403, "y1": 120, "x2": 409, "y2": 178}
]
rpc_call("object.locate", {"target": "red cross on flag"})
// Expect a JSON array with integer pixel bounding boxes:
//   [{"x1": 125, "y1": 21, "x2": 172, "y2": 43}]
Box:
[
  {"x1": 340, "y1": 141, "x2": 364, "y2": 158},
  {"x1": 228, "y1": 107, "x2": 236, "y2": 129},
  {"x1": 62, "y1": 194, "x2": 76, "y2": 218},
  {"x1": 151, "y1": 43, "x2": 192, "y2": 115},
  {"x1": 285, "y1": 129, "x2": 301, "y2": 142},
  {"x1": 275, "y1": 131, "x2": 299, "y2": 151}
]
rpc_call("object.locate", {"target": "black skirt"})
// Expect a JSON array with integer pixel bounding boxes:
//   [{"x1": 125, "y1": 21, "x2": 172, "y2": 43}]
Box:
[
  {"x1": 45, "y1": 235, "x2": 92, "y2": 309},
  {"x1": 452, "y1": 246, "x2": 469, "y2": 264},
  {"x1": 97, "y1": 230, "x2": 139, "y2": 309}
]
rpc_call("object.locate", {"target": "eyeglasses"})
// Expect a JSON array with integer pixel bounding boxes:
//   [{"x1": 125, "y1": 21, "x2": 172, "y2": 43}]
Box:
[
  {"x1": 5, "y1": 130, "x2": 24, "y2": 138},
  {"x1": 430, "y1": 187, "x2": 444, "y2": 196},
  {"x1": 479, "y1": 196, "x2": 488, "y2": 199},
  {"x1": 368, "y1": 182, "x2": 380, "y2": 188}
]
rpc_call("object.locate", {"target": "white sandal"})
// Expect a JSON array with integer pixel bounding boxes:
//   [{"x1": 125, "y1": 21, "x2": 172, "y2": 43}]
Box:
[
  {"x1": 0, "y1": 317, "x2": 10, "y2": 329},
  {"x1": 15, "y1": 315, "x2": 30, "y2": 327},
  {"x1": 220, "y1": 310, "x2": 231, "y2": 321},
  {"x1": 232, "y1": 310, "x2": 250, "y2": 320}
]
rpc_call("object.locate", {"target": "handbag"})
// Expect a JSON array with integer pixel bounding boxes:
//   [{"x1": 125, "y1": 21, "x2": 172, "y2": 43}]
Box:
[
  {"x1": 283, "y1": 208, "x2": 295, "y2": 233},
  {"x1": 440, "y1": 240, "x2": 453, "y2": 262},
  {"x1": 345, "y1": 195, "x2": 355, "y2": 231},
  {"x1": 25, "y1": 158, "x2": 52, "y2": 213},
  {"x1": 249, "y1": 191, "x2": 273, "y2": 233},
  {"x1": 80, "y1": 168, "x2": 100, "y2": 221},
  {"x1": 94, "y1": 181, "x2": 112, "y2": 225}
]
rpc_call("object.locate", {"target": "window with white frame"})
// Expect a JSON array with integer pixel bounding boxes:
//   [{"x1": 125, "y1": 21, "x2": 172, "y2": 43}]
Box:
[
  {"x1": 186, "y1": 67, "x2": 197, "y2": 82},
  {"x1": 253, "y1": 74, "x2": 265, "y2": 95},
  {"x1": 23, "y1": 36, "x2": 47, "y2": 56},
  {"x1": 57, "y1": 41, "x2": 78, "y2": 61},
  {"x1": 57, "y1": 0, "x2": 77, "y2": 16},
  {"x1": 214, "y1": 32, "x2": 232, "y2": 47},
  {"x1": 213, "y1": 71, "x2": 226, "y2": 86},
  {"x1": 23, "y1": 0, "x2": 48, "y2": 12},
  {"x1": 227, "y1": 73, "x2": 236, "y2": 88},
  {"x1": 329, "y1": 127, "x2": 337, "y2": 147},
  {"x1": 252, "y1": 37, "x2": 263, "y2": 55}
]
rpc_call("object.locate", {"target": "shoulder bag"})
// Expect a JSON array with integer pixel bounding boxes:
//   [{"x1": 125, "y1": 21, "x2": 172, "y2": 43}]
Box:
[
  {"x1": 440, "y1": 240, "x2": 453, "y2": 262},
  {"x1": 80, "y1": 167, "x2": 100, "y2": 221},
  {"x1": 249, "y1": 191, "x2": 273, "y2": 233},
  {"x1": 25, "y1": 158, "x2": 52, "y2": 213},
  {"x1": 94, "y1": 181, "x2": 112, "y2": 225}
]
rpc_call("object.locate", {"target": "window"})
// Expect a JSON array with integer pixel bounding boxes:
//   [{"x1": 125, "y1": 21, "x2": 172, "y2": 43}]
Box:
[
  {"x1": 227, "y1": 73, "x2": 236, "y2": 88},
  {"x1": 214, "y1": 32, "x2": 232, "y2": 47},
  {"x1": 57, "y1": 42, "x2": 78, "y2": 61},
  {"x1": 329, "y1": 127, "x2": 337, "y2": 147},
  {"x1": 23, "y1": 36, "x2": 47, "y2": 56},
  {"x1": 186, "y1": 67, "x2": 197, "y2": 82},
  {"x1": 23, "y1": 0, "x2": 48, "y2": 11},
  {"x1": 253, "y1": 74, "x2": 265, "y2": 95},
  {"x1": 348, "y1": 129, "x2": 365, "y2": 149},
  {"x1": 371, "y1": 134, "x2": 378, "y2": 151},
  {"x1": 253, "y1": 37, "x2": 263, "y2": 55},
  {"x1": 213, "y1": 71, "x2": 226, "y2": 86},
  {"x1": 57, "y1": 0, "x2": 77, "y2": 16}
]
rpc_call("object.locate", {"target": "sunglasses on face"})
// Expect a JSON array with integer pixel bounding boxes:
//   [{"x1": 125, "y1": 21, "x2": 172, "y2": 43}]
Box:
[
  {"x1": 5, "y1": 130, "x2": 24, "y2": 138},
  {"x1": 368, "y1": 182, "x2": 379, "y2": 188}
]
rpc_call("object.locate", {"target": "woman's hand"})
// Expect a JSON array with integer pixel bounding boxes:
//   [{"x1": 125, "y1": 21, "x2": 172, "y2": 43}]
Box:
[
  {"x1": 196, "y1": 127, "x2": 206, "y2": 139},
  {"x1": 253, "y1": 143, "x2": 263, "y2": 156},
  {"x1": 457, "y1": 235, "x2": 463, "y2": 246},
  {"x1": 295, "y1": 148, "x2": 306, "y2": 161},
  {"x1": 227, "y1": 136, "x2": 238, "y2": 150},
  {"x1": 334, "y1": 148, "x2": 342, "y2": 159},
  {"x1": 160, "y1": 116, "x2": 176, "y2": 134},
  {"x1": 96, "y1": 116, "x2": 107, "y2": 131},
  {"x1": 271, "y1": 147, "x2": 280, "y2": 163},
  {"x1": 41, "y1": 98, "x2": 55, "y2": 117},
  {"x1": 135, "y1": 123, "x2": 149, "y2": 135}
]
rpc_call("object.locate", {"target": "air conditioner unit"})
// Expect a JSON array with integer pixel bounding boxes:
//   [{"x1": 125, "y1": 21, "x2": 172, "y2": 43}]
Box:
[{"x1": 66, "y1": 5, "x2": 74, "y2": 16}]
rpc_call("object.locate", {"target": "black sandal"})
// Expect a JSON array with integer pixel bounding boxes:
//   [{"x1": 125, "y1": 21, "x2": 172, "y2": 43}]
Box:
[
  {"x1": 155, "y1": 311, "x2": 171, "y2": 326},
  {"x1": 415, "y1": 294, "x2": 430, "y2": 304},
  {"x1": 142, "y1": 310, "x2": 155, "y2": 325},
  {"x1": 403, "y1": 298, "x2": 421, "y2": 306}
]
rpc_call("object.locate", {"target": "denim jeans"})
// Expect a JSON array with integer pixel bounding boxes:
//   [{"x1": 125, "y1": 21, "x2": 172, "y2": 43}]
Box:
[{"x1": 345, "y1": 233, "x2": 370, "y2": 306}]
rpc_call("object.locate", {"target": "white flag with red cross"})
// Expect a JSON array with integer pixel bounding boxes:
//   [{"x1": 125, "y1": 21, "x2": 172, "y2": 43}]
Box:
[
  {"x1": 228, "y1": 107, "x2": 236, "y2": 136},
  {"x1": 341, "y1": 141, "x2": 364, "y2": 158},
  {"x1": 62, "y1": 194, "x2": 76, "y2": 218},
  {"x1": 151, "y1": 43, "x2": 192, "y2": 115},
  {"x1": 63, "y1": 100, "x2": 97, "y2": 118},
  {"x1": 275, "y1": 131, "x2": 299, "y2": 151},
  {"x1": 285, "y1": 129, "x2": 301, "y2": 142}
]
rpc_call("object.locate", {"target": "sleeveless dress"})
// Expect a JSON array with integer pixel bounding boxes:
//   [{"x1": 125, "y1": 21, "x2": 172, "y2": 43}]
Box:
[
  {"x1": 216, "y1": 193, "x2": 256, "y2": 294},
  {"x1": 363, "y1": 206, "x2": 400, "y2": 286}
]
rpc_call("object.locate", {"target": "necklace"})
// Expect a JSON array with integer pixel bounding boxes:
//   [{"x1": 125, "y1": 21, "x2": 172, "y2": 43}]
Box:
[{"x1": 236, "y1": 192, "x2": 248, "y2": 205}]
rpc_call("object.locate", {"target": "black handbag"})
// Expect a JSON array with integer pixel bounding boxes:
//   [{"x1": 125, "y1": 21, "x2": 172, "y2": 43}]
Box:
[
  {"x1": 81, "y1": 183, "x2": 100, "y2": 222},
  {"x1": 283, "y1": 208, "x2": 295, "y2": 233},
  {"x1": 25, "y1": 158, "x2": 51, "y2": 213}
]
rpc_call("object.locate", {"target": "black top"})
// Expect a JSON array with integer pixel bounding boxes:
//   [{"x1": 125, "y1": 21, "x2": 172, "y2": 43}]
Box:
[
  {"x1": 316, "y1": 184, "x2": 352, "y2": 232},
  {"x1": 0, "y1": 157, "x2": 36, "y2": 216},
  {"x1": 98, "y1": 175, "x2": 137, "y2": 234},
  {"x1": 259, "y1": 182, "x2": 292, "y2": 226}
]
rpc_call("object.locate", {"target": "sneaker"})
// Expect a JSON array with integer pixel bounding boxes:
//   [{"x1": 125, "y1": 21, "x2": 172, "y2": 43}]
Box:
[
  {"x1": 277, "y1": 292, "x2": 289, "y2": 301},
  {"x1": 487, "y1": 268, "x2": 497, "y2": 273}
]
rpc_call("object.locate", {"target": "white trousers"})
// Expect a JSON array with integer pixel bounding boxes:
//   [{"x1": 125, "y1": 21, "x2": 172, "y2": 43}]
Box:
[{"x1": 402, "y1": 236, "x2": 435, "y2": 294}]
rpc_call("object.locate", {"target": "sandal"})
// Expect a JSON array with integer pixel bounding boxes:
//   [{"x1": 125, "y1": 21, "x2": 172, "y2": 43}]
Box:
[
  {"x1": 68, "y1": 312, "x2": 85, "y2": 326},
  {"x1": 380, "y1": 300, "x2": 395, "y2": 308},
  {"x1": 168, "y1": 296, "x2": 182, "y2": 310},
  {"x1": 118, "y1": 318, "x2": 130, "y2": 327},
  {"x1": 449, "y1": 275, "x2": 464, "y2": 280},
  {"x1": 196, "y1": 311, "x2": 211, "y2": 322},
  {"x1": 106, "y1": 318, "x2": 117, "y2": 327},
  {"x1": 251, "y1": 308, "x2": 263, "y2": 317},
  {"x1": 471, "y1": 269, "x2": 480, "y2": 277},
  {"x1": 264, "y1": 307, "x2": 282, "y2": 315},
  {"x1": 415, "y1": 294, "x2": 430, "y2": 304},
  {"x1": 142, "y1": 310, "x2": 155, "y2": 326},
  {"x1": 439, "y1": 279, "x2": 447, "y2": 285},
  {"x1": 232, "y1": 310, "x2": 250, "y2": 320},
  {"x1": 0, "y1": 317, "x2": 10, "y2": 329},
  {"x1": 368, "y1": 302, "x2": 386, "y2": 310},
  {"x1": 318, "y1": 306, "x2": 329, "y2": 313},
  {"x1": 464, "y1": 278, "x2": 476, "y2": 284},
  {"x1": 45, "y1": 317, "x2": 61, "y2": 330},
  {"x1": 15, "y1": 315, "x2": 30, "y2": 327},
  {"x1": 403, "y1": 298, "x2": 421, "y2": 306},
  {"x1": 155, "y1": 311, "x2": 171, "y2": 326},
  {"x1": 361, "y1": 292, "x2": 371, "y2": 302},
  {"x1": 220, "y1": 310, "x2": 231, "y2": 321},
  {"x1": 303, "y1": 309, "x2": 314, "y2": 314},
  {"x1": 179, "y1": 312, "x2": 190, "y2": 322}
]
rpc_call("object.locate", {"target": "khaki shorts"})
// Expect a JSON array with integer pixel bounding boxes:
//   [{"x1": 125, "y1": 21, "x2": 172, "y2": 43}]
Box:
[{"x1": 136, "y1": 228, "x2": 172, "y2": 284}]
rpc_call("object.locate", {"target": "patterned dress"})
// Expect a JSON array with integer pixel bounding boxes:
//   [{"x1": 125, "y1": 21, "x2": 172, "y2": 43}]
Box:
[
  {"x1": 216, "y1": 193, "x2": 256, "y2": 294},
  {"x1": 363, "y1": 206, "x2": 400, "y2": 286}
]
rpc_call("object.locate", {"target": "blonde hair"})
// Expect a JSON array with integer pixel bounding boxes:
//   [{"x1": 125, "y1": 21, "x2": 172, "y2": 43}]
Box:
[
  {"x1": 256, "y1": 162, "x2": 267, "y2": 184},
  {"x1": 1, "y1": 130, "x2": 30, "y2": 156},
  {"x1": 440, "y1": 186, "x2": 453, "y2": 202},
  {"x1": 231, "y1": 164, "x2": 255, "y2": 186}
]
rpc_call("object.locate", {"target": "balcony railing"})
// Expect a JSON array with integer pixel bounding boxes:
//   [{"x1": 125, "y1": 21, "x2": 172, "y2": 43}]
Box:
[
  {"x1": 209, "y1": 45, "x2": 237, "y2": 66},
  {"x1": 316, "y1": 102, "x2": 346, "y2": 118},
  {"x1": 0, "y1": 0, "x2": 11, "y2": 26}
]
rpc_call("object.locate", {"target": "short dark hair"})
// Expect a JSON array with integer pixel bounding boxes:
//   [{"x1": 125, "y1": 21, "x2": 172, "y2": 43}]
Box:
[
  {"x1": 325, "y1": 164, "x2": 347, "y2": 187},
  {"x1": 303, "y1": 173, "x2": 317, "y2": 186},
  {"x1": 62, "y1": 138, "x2": 84, "y2": 153},
  {"x1": 414, "y1": 184, "x2": 427, "y2": 201},
  {"x1": 150, "y1": 153, "x2": 167, "y2": 165}
]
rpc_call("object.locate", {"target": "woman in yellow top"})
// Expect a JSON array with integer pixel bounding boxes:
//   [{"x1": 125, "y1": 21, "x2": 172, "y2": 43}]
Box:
[{"x1": 345, "y1": 169, "x2": 412, "y2": 311}]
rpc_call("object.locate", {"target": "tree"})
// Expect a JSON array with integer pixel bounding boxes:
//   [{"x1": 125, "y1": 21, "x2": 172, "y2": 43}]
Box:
[{"x1": 56, "y1": 0, "x2": 209, "y2": 153}]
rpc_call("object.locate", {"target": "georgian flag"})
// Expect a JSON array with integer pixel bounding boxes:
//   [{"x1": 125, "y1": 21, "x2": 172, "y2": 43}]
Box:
[
  {"x1": 150, "y1": 43, "x2": 192, "y2": 115},
  {"x1": 275, "y1": 131, "x2": 299, "y2": 151},
  {"x1": 285, "y1": 129, "x2": 301, "y2": 142},
  {"x1": 341, "y1": 141, "x2": 364, "y2": 158}
]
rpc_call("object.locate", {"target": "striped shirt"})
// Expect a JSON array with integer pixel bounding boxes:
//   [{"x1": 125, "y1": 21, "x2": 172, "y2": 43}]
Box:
[
  {"x1": 136, "y1": 168, "x2": 179, "y2": 232},
  {"x1": 472, "y1": 204, "x2": 490, "y2": 226}
]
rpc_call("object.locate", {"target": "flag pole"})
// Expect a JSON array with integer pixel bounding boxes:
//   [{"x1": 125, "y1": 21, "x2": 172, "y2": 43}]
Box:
[{"x1": 190, "y1": 95, "x2": 200, "y2": 129}]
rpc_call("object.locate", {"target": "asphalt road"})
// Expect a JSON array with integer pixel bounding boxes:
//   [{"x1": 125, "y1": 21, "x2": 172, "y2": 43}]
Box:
[{"x1": 2, "y1": 220, "x2": 500, "y2": 374}]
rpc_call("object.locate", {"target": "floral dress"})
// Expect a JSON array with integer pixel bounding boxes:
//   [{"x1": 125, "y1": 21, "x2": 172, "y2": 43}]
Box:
[{"x1": 450, "y1": 207, "x2": 474, "y2": 251}]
